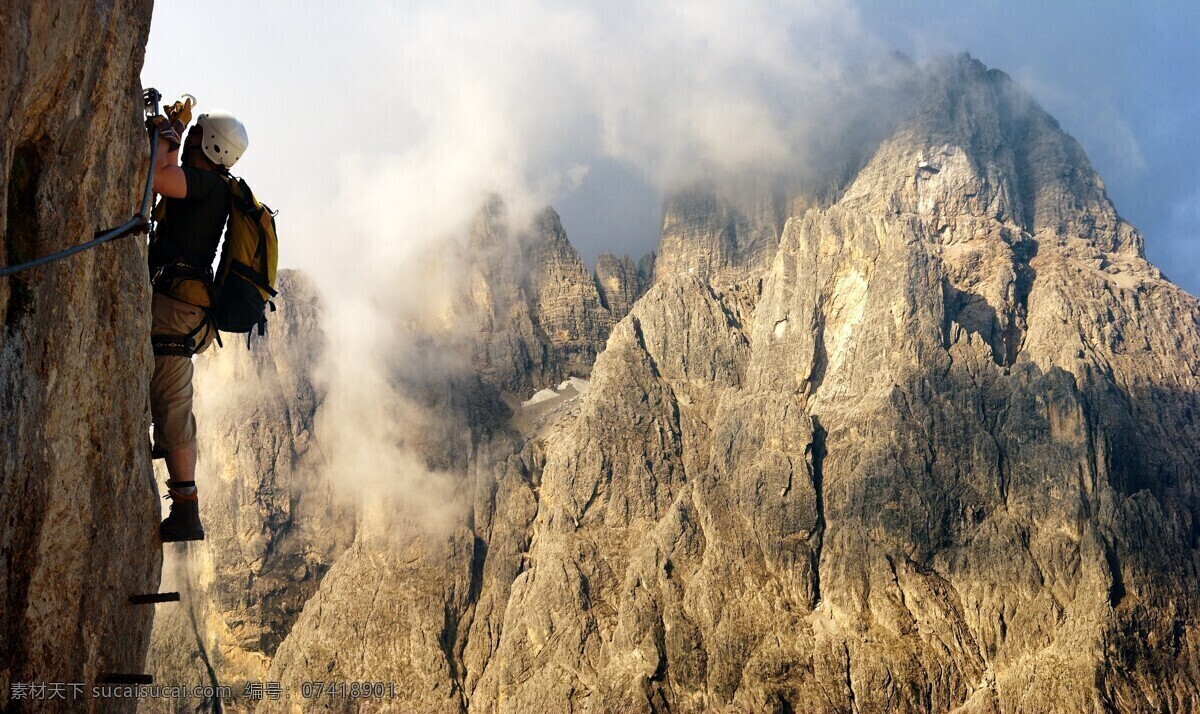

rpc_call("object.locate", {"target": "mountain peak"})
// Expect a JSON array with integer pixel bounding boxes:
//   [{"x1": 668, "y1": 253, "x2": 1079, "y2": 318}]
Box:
[{"x1": 840, "y1": 55, "x2": 1142, "y2": 259}]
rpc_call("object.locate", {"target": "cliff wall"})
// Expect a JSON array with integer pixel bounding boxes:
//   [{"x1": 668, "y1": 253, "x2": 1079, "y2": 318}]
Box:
[{"x1": 0, "y1": 1, "x2": 159, "y2": 711}]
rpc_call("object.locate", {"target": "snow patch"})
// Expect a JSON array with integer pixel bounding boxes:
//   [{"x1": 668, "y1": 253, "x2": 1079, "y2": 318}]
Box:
[
  {"x1": 521, "y1": 377, "x2": 591, "y2": 408},
  {"x1": 522, "y1": 388, "x2": 560, "y2": 407},
  {"x1": 562, "y1": 377, "x2": 590, "y2": 394}
]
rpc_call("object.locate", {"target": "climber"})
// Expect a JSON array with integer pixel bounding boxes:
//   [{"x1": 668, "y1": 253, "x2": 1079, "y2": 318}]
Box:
[{"x1": 145, "y1": 97, "x2": 249, "y2": 542}]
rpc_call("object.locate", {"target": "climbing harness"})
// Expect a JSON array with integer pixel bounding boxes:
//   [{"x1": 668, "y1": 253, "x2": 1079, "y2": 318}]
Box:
[
  {"x1": 150, "y1": 333, "x2": 199, "y2": 359},
  {"x1": 0, "y1": 88, "x2": 164, "y2": 279}
]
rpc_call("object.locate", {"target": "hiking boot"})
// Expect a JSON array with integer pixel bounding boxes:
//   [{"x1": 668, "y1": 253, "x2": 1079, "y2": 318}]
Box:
[{"x1": 160, "y1": 485, "x2": 204, "y2": 542}]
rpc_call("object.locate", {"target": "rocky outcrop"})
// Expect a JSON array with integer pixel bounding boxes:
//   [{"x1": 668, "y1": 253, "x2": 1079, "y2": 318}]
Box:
[
  {"x1": 594, "y1": 252, "x2": 655, "y2": 322},
  {"x1": 0, "y1": 1, "x2": 159, "y2": 709},
  {"x1": 468, "y1": 56, "x2": 1200, "y2": 712},
  {"x1": 522, "y1": 209, "x2": 614, "y2": 381},
  {"x1": 467, "y1": 198, "x2": 545, "y2": 395},
  {"x1": 468, "y1": 200, "x2": 615, "y2": 395},
  {"x1": 654, "y1": 187, "x2": 786, "y2": 286}
]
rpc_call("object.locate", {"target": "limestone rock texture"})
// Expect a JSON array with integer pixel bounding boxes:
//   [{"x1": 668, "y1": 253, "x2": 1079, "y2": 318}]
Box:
[
  {"x1": 595, "y1": 252, "x2": 655, "y2": 323},
  {"x1": 0, "y1": 1, "x2": 160, "y2": 711},
  {"x1": 523, "y1": 209, "x2": 614, "y2": 381},
  {"x1": 141, "y1": 271, "x2": 354, "y2": 711},
  {"x1": 154, "y1": 56, "x2": 1200, "y2": 713},
  {"x1": 466, "y1": 198, "x2": 547, "y2": 395},
  {"x1": 655, "y1": 187, "x2": 786, "y2": 286},
  {"x1": 467, "y1": 200, "x2": 615, "y2": 394}
]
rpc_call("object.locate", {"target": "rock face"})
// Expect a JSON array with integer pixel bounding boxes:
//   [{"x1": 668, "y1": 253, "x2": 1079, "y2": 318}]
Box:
[
  {"x1": 654, "y1": 187, "x2": 786, "y2": 286},
  {"x1": 466, "y1": 198, "x2": 545, "y2": 395},
  {"x1": 522, "y1": 209, "x2": 614, "y2": 381},
  {"x1": 0, "y1": 1, "x2": 160, "y2": 710},
  {"x1": 151, "y1": 56, "x2": 1200, "y2": 713},
  {"x1": 595, "y1": 252, "x2": 655, "y2": 322},
  {"x1": 472, "y1": 57, "x2": 1200, "y2": 712},
  {"x1": 468, "y1": 200, "x2": 616, "y2": 394}
]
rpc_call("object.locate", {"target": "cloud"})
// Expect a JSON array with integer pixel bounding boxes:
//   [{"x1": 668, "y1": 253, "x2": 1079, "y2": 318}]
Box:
[
  {"x1": 145, "y1": 0, "x2": 928, "y2": 525},
  {"x1": 325, "y1": 0, "x2": 914, "y2": 234}
]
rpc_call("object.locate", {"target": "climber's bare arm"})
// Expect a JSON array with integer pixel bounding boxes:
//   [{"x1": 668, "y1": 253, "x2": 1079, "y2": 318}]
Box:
[{"x1": 153, "y1": 135, "x2": 187, "y2": 199}]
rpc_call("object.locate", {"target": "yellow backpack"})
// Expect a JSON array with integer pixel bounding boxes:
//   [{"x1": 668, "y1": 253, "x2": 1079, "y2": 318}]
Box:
[{"x1": 212, "y1": 176, "x2": 278, "y2": 339}]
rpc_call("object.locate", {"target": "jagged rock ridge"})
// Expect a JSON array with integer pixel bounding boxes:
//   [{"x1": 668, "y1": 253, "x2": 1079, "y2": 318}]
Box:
[
  {"x1": 476, "y1": 57, "x2": 1200, "y2": 712},
  {"x1": 655, "y1": 187, "x2": 786, "y2": 287},
  {"x1": 467, "y1": 198, "x2": 651, "y2": 395},
  {"x1": 595, "y1": 251, "x2": 655, "y2": 323}
]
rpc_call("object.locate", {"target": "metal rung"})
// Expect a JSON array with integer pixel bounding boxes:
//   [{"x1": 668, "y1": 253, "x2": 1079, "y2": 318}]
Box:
[
  {"x1": 99, "y1": 673, "x2": 153, "y2": 685},
  {"x1": 129, "y1": 592, "x2": 181, "y2": 604}
]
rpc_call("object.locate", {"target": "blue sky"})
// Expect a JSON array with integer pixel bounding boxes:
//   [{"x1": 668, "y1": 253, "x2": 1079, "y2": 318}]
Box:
[{"x1": 143, "y1": 1, "x2": 1200, "y2": 295}]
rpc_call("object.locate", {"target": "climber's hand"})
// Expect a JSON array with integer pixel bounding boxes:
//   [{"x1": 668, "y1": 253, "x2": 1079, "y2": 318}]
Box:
[
  {"x1": 164, "y1": 95, "x2": 195, "y2": 127},
  {"x1": 146, "y1": 114, "x2": 182, "y2": 150}
]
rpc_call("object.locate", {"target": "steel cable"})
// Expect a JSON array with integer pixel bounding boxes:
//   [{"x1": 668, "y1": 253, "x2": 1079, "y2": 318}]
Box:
[{"x1": 0, "y1": 94, "x2": 161, "y2": 279}]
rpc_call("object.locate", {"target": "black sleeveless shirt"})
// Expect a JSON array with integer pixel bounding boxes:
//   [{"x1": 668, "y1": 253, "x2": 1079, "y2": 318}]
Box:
[{"x1": 150, "y1": 166, "x2": 231, "y2": 273}]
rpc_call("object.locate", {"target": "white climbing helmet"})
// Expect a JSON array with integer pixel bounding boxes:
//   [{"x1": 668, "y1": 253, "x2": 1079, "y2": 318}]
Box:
[{"x1": 195, "y1": 110, "x2": 249, "y2": 168}]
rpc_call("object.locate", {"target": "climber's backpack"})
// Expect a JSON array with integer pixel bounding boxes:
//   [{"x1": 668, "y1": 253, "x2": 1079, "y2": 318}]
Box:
[{"x1": 212, "y1": 176, "x2": 278, "y2": 339}]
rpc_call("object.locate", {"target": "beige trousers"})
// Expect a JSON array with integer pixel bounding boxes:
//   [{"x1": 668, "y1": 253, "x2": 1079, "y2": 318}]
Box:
[{"x1": 149, "y1": 292, "x2": 215, "y2": 452}]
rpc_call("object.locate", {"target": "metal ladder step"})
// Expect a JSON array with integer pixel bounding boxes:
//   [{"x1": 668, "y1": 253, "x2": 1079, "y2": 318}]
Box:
[{"x1": 128, "y1": 592, "x2": 181, "y2": 605}]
